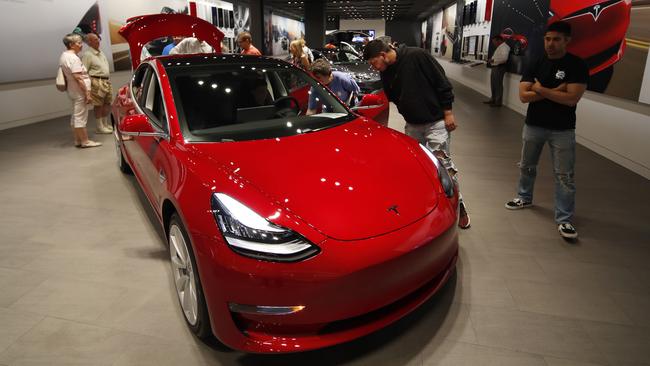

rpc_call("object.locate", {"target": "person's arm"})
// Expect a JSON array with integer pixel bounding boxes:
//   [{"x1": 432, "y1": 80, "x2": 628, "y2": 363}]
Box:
[
  {"x1": 532, "y1": 81, "x2": 586, "y2": 107},
  {"x1": 492, "y1": 44, "x2": 509, "y2": 65},
  {"x1": 519, "y1": 81, "x2": 544, "y2": 103},
  {"x1": 72, "y1": 72, "x2": 91, "y2": 103},
  {"x1": 306, "y1": 86, "x2": 318, "y2": 115},
  {"x1": 300, "y1": 55, "x2": 310, "y2": 69},
  {"x1": 419, "y1": 54, "x2": 456, "y2": 131},
  {"x1": 81, "y1": 52, "x2": 92, "y2": 73}
]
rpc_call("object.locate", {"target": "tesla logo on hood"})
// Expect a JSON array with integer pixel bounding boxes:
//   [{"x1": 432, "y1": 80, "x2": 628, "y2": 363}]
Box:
[
  {"x1": 387, "y1": 205, "x2": 400, "y2": 215},
  {"x1": 591, "y1": 5, "x2": 603, "y2": 20}
]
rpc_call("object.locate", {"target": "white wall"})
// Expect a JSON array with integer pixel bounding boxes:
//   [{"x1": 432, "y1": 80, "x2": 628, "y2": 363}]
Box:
[
  {"x1": 339, "y1": 19, "x2": 385, "y2": 38},
  {"x1": 0, "y1": 71, "x2": 131, "y2": 131},
  {"x1": 438, "y1": 58, "x2": 650, "y2": 179}
]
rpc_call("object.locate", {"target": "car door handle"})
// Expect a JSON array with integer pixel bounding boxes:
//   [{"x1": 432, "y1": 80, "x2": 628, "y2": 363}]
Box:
[{"x1": 159, "y1": 170, "x2": 166, "y2": 183}]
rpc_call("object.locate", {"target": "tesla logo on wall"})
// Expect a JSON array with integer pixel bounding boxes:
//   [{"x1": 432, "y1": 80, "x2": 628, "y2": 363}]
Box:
[{"x1": 387, "y1": 205, "x2": 400, "y2": 215}]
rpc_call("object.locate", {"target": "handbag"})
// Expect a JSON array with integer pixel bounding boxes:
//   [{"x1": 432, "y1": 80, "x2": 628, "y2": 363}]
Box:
[{"x1": 55, "y1": 66, "x2": 67, "y2": 92}]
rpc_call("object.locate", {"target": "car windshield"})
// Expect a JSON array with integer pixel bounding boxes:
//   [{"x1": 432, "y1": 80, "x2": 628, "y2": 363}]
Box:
[{"x1": 166, "y1": 61, "x2": 355, "y2": 142}]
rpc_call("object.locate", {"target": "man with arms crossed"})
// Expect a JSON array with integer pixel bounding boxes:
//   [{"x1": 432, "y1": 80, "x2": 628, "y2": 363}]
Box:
[
  {"x1": 505, "y1": 21, "x2": 589, "y2": 239},
  {"x1": 82, "y1": 33, "x2": 113, "y2": 134}
]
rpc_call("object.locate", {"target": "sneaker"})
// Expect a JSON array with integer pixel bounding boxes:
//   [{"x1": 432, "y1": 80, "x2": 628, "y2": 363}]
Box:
[
  {"x1": 458, "y1": 201, "x2": 471, "y2": 229},
  {"x1": 482, "y1": 100, "x2": 494, "y2": 104},
  {"x1": 558, "y1": 223, "x2": 578, "y2": 239},
  {"x1": 80, "y1": 140, "x2": 102, "y2": 148},
  {"x1": 505, "y1": 198, "x2": 532, "y2": 210}
]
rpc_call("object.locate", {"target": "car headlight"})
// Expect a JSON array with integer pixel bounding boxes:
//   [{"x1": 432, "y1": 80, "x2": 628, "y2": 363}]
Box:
[
  {"x1": 211, "y1": 193, "x2": 320, "y2": 262},
  {"x1": 419, "y1": 144, "x2": 455, "y2": 198}
]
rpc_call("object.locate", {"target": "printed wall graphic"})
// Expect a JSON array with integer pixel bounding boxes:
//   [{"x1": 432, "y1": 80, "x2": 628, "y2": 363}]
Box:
[
  {"x1": 270, "y1": 14, "x2": 305, "y2": 57},
  {"x1": 490, "y1": 0, "x2": 649, "y2": 104},
  {"x1": 440, "y1": 4, "x2": 458, "y2": 59},
  {"x1": 191, "y1": 0, "x2": 236, "y2": 53},
  {"x1": 0, "y1": 0, "x2": 109, "y2": 83}
]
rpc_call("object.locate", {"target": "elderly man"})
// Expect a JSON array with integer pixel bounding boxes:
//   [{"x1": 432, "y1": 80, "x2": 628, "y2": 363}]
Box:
[
  {"x1": 82, "y1": 33, "x2": 113, "y2": 134},
  {"x1": 59, "y1": 33, "x2": 101, "y2": 148},
  {"x1": 237, "y1": 32, "x2": 262, "y2": 55}
]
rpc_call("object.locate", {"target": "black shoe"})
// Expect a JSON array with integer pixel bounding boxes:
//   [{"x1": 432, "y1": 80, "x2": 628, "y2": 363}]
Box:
[
  {"x1": 505, "y1": 198, "x2": 532, "y2": 210},
  {"x1": 558, "y1": 223, "x2": 578, "y2": 239},
  {"x1": 489, "y1": 103, "x2": 502, "y2": 107},
  {"x1": 482, "y1": 100, "x2": 494, "y2": 104},
  {"x1": 458, "y1": 201, "x2": 471, "y2": 229}
]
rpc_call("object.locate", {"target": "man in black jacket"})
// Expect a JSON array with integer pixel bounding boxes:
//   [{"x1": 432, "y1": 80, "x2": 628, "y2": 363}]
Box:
[{"x1": 363, "y1": 40, "x2": 470, "y2": 229}]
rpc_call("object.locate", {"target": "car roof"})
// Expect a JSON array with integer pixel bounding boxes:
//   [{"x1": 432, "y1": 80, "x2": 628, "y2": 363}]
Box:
[{"x1": 157, "y1": 54, "x2": 295, "y2": 70}]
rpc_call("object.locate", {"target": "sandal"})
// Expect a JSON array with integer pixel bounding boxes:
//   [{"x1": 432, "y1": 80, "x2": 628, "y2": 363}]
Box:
[{"x1": 80, "y1": 140, "x2": 102, "y2": 148}]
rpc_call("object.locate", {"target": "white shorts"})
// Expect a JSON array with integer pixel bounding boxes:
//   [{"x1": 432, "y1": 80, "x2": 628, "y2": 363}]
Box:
[{"x1": 69, "y1": 94, "x2": 88, "y2": 128}]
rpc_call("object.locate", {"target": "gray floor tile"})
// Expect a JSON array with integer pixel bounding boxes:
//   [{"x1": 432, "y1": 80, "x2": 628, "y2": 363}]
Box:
[
  {"x1": 506, "y1": 279, "x2": 632, "y2": 324},
  {"x1": 470, "y1": 305, "x2": 607, "y2": 364}
]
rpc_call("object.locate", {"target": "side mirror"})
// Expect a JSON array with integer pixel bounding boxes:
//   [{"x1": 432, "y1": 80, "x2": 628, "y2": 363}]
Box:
[
  {"x1": 350, "y1": 93, "x2": 386, "y2": 111},
  {"x1": 119, "y1": 114, "x2": 166, "y2": 138}
]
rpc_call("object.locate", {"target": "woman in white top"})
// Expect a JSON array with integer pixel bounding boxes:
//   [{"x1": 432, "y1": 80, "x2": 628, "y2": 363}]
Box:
[{"x1": 59, "y1": 33, "x2": 101, "y2": 148}]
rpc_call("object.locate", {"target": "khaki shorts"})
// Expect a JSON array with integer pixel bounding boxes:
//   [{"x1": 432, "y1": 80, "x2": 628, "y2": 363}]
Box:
[{"x1": 90, "y1": 77, "x2": 113, "y2": 106}]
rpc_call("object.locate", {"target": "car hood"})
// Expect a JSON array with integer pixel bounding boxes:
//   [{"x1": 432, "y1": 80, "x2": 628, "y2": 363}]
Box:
[{"x1": 191, "y1": 119, "x2": 439, "y2": 241}]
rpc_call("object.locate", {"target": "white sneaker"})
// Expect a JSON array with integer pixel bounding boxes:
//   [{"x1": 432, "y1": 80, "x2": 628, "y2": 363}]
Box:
[{"x1": 558, "y1": 223, "x2": 578, "y2": 239}]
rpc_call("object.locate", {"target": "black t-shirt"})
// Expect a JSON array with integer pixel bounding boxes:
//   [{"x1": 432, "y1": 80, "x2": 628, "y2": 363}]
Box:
[{"x1": 521, "y1": 53, "x2": 589, "y2": 130}]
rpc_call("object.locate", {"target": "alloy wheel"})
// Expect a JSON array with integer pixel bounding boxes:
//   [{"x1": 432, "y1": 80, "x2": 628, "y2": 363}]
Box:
[{"x1": 169, "y1": 224, "x2": 199, "y2": 326}]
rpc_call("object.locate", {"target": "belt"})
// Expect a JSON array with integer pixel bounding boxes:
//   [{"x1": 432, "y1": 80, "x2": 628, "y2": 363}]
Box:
[{"x1": 91, "y1": 76, "x2": 109, "y2": 80}]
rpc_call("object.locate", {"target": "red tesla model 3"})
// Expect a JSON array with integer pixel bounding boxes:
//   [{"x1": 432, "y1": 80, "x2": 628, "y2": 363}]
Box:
[{"x1": 112, "y1": 14, "x2": 459, "y2": 353}]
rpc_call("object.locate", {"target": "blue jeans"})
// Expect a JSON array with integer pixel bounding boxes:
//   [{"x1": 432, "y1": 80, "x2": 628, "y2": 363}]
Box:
[
  {"x1": 517, "y1": 125, "x2": 576, "y2": 224},
  {"x1": 405, "y1": 120, "x2": 457, "y2": 174}
]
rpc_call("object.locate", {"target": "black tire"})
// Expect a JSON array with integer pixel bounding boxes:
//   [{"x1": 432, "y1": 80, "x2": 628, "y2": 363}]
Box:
[
  {"x1": 168, "y1": 214, "x2": 212, "y2": 339},
  {"x1": 113, "y1": 116, "x2": 132, "y2": 174}
]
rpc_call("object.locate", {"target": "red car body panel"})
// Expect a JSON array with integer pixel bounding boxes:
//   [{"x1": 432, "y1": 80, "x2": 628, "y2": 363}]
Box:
[
  {"x1": 112, "y1": 14, "x2": 458, "y2": 353},
  {"x1": 549, "y1": 0, "x2": 631, "y2": 75}
]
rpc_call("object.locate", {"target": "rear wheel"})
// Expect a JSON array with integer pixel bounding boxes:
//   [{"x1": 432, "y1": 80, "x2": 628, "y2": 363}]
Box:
[
  {"x1": 168, "y1": 214, "x2": 212, "y2": 339},
  {"x1": 113, "y1": 116, "x2": 131, "y2": 174}
]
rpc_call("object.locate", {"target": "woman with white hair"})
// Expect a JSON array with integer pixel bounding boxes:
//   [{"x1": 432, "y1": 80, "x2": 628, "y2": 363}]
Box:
[{"x1": 59, "y1": 33, "x2": 101, "y2": 148}]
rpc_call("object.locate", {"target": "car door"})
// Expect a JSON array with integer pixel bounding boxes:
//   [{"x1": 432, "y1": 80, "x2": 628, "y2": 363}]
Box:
[{"x1": 127, "y1": 64, "x2": 171, "y2": 210}]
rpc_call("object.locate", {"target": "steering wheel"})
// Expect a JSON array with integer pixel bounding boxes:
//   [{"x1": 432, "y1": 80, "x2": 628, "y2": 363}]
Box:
[{"x1": 273, "y1": 96, "x2": 300, "y2": 117}]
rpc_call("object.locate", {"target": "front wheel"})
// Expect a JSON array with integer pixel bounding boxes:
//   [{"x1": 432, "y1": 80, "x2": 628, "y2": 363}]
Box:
[{"x1": 169, "y1": 214, "x2": 212, "y2": 339}]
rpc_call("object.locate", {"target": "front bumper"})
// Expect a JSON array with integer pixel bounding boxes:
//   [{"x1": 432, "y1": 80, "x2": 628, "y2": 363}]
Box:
[{"x1": 191, "y1": 195, "x2": 459, "y2": 353}]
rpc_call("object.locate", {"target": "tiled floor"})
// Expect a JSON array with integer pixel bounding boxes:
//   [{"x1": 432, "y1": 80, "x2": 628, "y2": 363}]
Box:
[{"x1": 0, "y1": 81, "x2": 648, "y2": 365}]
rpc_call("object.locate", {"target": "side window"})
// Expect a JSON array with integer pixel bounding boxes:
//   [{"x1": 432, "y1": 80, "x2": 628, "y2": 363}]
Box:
[
  {"x1": 131, "y1": 65, "x2": 149, "y2": 104},
  {"x1": 142, "y1": 73, "x2": 168, "y2": 131},
  {"x1": 137, "y1": 66, "x2": 167, "y2": 132},
  {"x1": 277, "y1": 70, "x2": 308, "y2": 92}
]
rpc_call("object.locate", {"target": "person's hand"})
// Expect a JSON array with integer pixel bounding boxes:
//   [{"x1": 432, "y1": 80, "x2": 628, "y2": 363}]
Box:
[
  {"x1": 85, "y1": 92, "x2": 92, "y2": 104},
  {"x1": 443, "y1": 111, "x2": 456, "y2": 132},
  {"x1": 532, "y1": 79, "x2": 543, "y2": 93}
]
